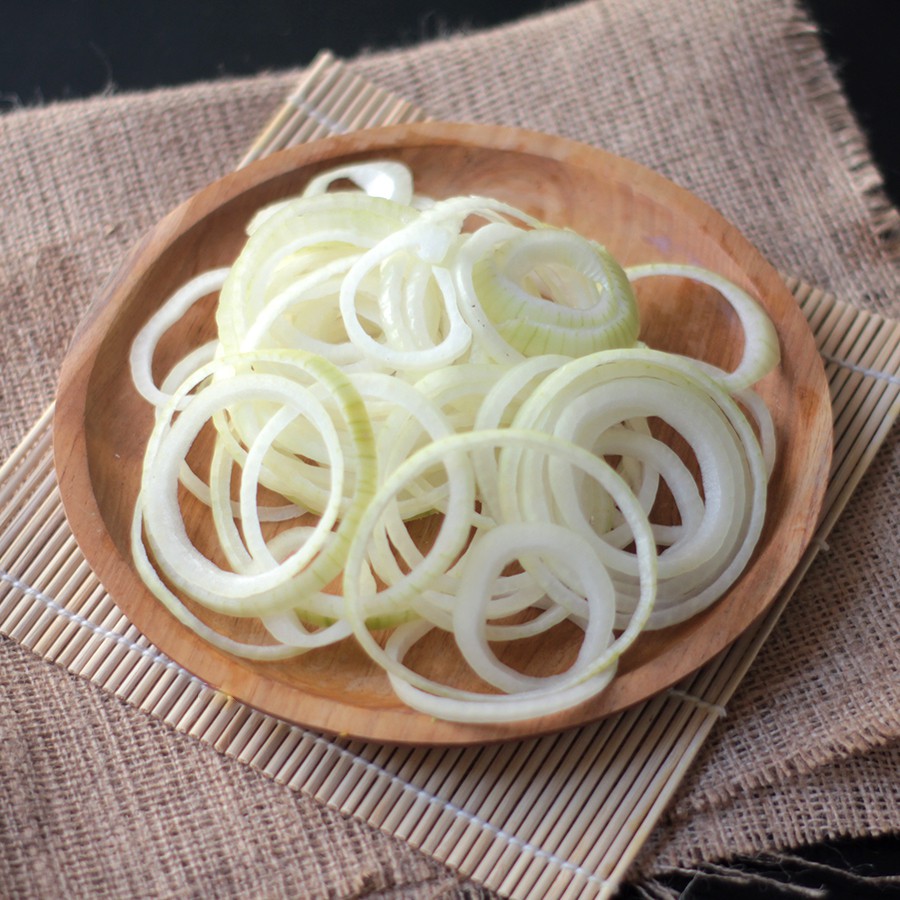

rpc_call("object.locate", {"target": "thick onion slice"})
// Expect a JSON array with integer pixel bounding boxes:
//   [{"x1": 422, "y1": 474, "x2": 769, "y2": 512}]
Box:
[{"x1": 464, "y1": 226, "x2": 640, "y2": 358}]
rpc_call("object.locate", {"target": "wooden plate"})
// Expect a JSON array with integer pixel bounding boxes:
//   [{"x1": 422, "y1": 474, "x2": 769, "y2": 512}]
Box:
[{"x1": 54, "y1": 122, "x2": 832, "y2": 745}]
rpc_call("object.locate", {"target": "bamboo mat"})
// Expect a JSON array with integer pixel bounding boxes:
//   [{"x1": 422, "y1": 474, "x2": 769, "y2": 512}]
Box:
[{"x1": 2, "y1": 51, "x2": 899, "y2": 900}]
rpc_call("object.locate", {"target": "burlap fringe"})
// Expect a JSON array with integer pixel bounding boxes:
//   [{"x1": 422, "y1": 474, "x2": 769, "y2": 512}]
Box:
[
  {"x1": 786, "y1": 10, "x2": 900, "y2": 268},
  {"x1": 629, "y1": 848, "x2": 900, "y2": 899},
  {"x1": 663, "y1": 722, "x2": 900, "y2": 826}
]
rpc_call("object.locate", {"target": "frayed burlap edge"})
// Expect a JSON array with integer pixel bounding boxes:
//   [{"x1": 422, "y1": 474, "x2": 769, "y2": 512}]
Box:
[{"x1": 786, "y1": 10, "x2": 900, "y2": 268}]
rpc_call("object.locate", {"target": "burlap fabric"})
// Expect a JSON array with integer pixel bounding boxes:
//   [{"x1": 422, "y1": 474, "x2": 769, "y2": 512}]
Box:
[{"x1": 1, "y1": 0, "x2": 897, "y2": 895}]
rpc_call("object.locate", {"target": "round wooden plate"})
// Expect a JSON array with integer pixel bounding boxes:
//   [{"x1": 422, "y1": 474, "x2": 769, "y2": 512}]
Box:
[{"x1": 54, "y1": 122, "x2": 832, "y2": 745}]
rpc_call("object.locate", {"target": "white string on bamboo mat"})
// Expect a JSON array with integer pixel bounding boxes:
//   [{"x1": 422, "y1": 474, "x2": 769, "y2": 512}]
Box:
[
  {"x1": 0, "y1": 561, "x2": 613, "y2": 893},
  {"x1": 820, "y1": 351, "x2": 900, "y2": 386},
  {"x1": 0, "y1": 565, "x2": 198, "y2": 683}
]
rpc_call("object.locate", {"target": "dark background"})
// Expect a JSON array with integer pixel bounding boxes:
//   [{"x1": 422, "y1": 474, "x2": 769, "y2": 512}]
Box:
[
  {"x1": 1, "y1": 1, "x2": 899, "y2": 208},
  {"x1": 2, "y1": 2, "x2": 898, "y2": 897}
]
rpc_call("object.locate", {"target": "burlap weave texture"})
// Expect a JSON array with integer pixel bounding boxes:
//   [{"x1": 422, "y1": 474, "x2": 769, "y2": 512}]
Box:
[{"x1": 1, "y1": 0, "x2": 897, "y2": 895}]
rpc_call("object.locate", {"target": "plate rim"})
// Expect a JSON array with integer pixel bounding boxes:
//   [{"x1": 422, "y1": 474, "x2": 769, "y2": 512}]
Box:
[{"x1": 52, "y1": 120, "x2": 834, "y2": 745}]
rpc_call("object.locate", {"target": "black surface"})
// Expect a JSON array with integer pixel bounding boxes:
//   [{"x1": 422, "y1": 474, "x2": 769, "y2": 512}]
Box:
[
  {"x1": 809, "y1": 0, "x2": 900, "y2": 210},
  {"x1": 0, "y1": 1, "x2": 563, "y2": 103},
  {"x1": 2, "y1": 1, "x2": 898, "y2": 208},
  {"x1": 2, "y1": 2, "x2": 899, "y2": 898}
]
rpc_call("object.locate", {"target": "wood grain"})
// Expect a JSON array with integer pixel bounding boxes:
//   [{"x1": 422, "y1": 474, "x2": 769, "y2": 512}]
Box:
[{"x1": 53, "y1": 122, "x2": 832, "y2": 745}]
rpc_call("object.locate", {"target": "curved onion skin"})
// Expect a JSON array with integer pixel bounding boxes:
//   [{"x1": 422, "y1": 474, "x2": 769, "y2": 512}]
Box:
[
  {"x1": 217, "y1": 194, "x2": 417, "y2": 365},
  {"x1": 127, "y1": 158, "x2": 781, "y2": 725},
  {"x1": 625, "y1": 263, "x2": 780, "y2": 392},
  {"x1": 129, "y1": 268, "x2": 230, "y2": 409}
]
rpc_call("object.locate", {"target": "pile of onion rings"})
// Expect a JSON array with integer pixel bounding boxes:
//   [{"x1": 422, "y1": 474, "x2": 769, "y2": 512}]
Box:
[{"x1": 129, "y1": 160, "x2": 779, "y2": 723}]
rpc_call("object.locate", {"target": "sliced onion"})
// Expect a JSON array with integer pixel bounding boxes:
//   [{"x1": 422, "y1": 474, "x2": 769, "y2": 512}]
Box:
[
  {"x1": 128, "y1": 159, "x2": 778, "y2": 723},
  {"x1": 339, "y1": 428, "x2": 657, "y2": 722},
  {"x1": 468, "y1": 227, "x2": 640, "y2": 357},
  {"x1": 137, "y1": 351, "x2": 377, "y2": 618},
  {"x1": 626, "y1": 263, "x2": 780, "y2": 391}
]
